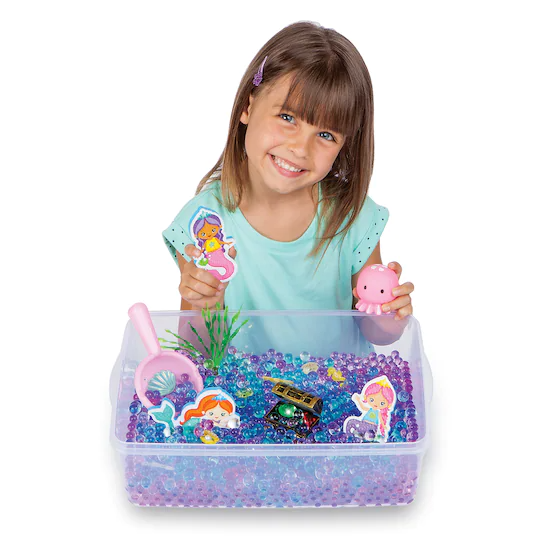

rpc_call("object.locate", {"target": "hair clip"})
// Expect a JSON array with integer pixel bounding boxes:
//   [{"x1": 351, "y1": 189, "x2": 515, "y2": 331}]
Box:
[{"x1": 252, "y1": 55, "x2": 268, "y2": 87}]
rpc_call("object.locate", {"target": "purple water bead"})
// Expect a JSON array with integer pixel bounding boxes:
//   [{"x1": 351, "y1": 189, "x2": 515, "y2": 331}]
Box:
[{"x1": 201, "y1": 419, "x2": 214, "y2": 431}]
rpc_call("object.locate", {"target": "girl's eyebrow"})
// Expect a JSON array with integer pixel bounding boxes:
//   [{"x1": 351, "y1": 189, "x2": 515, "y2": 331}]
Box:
[{"x1": 273, "y1": 104, "x2": 300, "y2": 115}]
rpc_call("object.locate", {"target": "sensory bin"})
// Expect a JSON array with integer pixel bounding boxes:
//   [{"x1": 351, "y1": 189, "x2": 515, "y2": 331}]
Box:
[{"x1": 110, "y1": 310, "x2": 431, "y2": 508}]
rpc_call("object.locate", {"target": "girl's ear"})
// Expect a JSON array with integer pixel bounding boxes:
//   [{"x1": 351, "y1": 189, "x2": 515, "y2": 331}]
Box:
[{"x1": 240, "y1": 94, "x2": 254, "y2": 125}]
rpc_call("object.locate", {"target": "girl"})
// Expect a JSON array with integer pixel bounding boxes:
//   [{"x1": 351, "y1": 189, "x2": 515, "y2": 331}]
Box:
[{"x1": 163, "y1": 21, "x2": 414, "y2": 321}]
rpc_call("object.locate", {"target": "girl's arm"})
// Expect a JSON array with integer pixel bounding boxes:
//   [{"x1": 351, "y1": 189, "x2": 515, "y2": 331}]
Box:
[{"x1": 352, "y1": 242, "x2": 407, "y2": 345}]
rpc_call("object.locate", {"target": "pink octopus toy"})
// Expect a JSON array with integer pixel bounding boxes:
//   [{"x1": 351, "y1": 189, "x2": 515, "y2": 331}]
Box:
[{"x1": 355, "y1": 264, "x2": 400, "y2": 315}]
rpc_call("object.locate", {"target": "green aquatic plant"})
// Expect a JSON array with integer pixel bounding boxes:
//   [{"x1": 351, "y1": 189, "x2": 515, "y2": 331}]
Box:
[{"x1": 159, "y1": 302, "x2": 248, "y2": 371}]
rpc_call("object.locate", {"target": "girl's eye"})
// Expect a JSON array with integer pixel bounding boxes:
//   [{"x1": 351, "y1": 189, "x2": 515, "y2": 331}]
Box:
[
  {"x1": 279, "y1": 113, "x2": 295, "y2": 124},
  {"x1": 370, "y1": 398, "x2": 374, "y2": 402},
  {"x1": 381, "y1": 402, "x2": 385, "y2": 407},
  {"x1": 201, "y1": 232, "x2": 206, "y2": 237},
  {"x1": 221, "y1": 412, "x2": 225, "y2": 416},
  {"x1": 209, "y1": 412, "x2": 213, "y2": 416},
  {"x1": 318, "y1": 131, "x2": 335, "y2": 142}
]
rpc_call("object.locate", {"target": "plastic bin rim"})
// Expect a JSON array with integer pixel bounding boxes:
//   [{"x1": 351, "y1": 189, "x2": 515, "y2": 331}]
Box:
[{"x1": 111, "y1": 429, "x2": 429, "y2": 457}]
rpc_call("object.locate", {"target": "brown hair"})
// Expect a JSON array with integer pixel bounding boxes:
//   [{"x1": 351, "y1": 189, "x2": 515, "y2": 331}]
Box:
[{"x1": 196, "y1": 21, "x2": 374, "y2": 259}]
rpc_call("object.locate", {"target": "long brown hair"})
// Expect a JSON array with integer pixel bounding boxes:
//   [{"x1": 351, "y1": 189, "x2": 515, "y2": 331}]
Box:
[{"x1": 196, "y1": 21, "x2": 374, "y2": 258}]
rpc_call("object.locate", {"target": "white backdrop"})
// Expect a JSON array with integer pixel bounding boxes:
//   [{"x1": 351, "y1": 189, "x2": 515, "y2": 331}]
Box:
[{"x1": 1, "y1": 1, "x2": 538, "y2": 537}]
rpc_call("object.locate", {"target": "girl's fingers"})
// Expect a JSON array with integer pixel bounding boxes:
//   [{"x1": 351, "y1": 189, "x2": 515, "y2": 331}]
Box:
[
  {"x1": 184, "y1": 244, "x2": 201, "y2": 259},
  {"x1": 179, "y1": 285, "x2": 204, "y2": 302},
  {"x1": 187, "y1": 275, "x2": 223, "y2": 297},
  {"x1": 391, "y1": 281, "x2": 415, "y2": 297},
  {"x1": 388, "y1": 261, "x2": 402, "y2": 280},
  {"x1": 394, "y1": 303, "x2": 413, "y2": 321},
  {"x1": 382, "y1": 294, "x2": 411, "y2": 313}
]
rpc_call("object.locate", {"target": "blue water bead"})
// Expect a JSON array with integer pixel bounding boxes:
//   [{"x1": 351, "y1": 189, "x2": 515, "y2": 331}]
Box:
[
  {"x1": 144, "y1": 426, "x2": 156, "y2": 437},
  {"x1": 398, "y1": 391, "x2": 410, "y2": 402},
  {"x1": 270, "y1": 368, "x2": 281, "y2": 378},
  {"x1": 283, "y1": 430, "x2": 296, "y2": 443},
  {"x1": 129, "y1": 401, "x2": 142, "y2": 414},
  {"x1": 367, "y1": 366, "x2": 379, "y2": 377},
  {"x1": 324, "y1": 358, "x2": 334, "y2": 368},
  {"x1": 306, "y1": 371, "x2": 318, "y2": 383},
  {"x1": 314, "y1": 431, "x2": 329, "y2": 443},
  {"x1": 300, "y1": 351, "x2": 310, "y2": 362},
  {"x1": 283, "y1": 352, "x2": 292, "y2": 362},
  {"x1": 292, "y1": 356, "x2": 303, "y2": 367},
  {"x1": 235, "y1": 397, "x2": 247, "y2": 409}
]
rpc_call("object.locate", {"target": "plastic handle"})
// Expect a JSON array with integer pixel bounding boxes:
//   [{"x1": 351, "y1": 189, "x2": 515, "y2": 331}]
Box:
[{"x1": 127, "y1": 302, "x2": 161, "y2": 356}]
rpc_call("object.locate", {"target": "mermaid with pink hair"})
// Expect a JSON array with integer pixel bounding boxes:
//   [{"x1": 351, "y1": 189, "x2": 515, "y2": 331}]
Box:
[
  {"x1": 343, "y1": 375, "x2": 396, "y2": 442},
  {"x1": 189, "y1": 207, "x2": 237, "y2": 282}
]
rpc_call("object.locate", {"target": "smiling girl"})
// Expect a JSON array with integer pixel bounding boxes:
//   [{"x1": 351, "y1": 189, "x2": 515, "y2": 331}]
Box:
[{"x1": 163, "y1": 21, "x2": 414, "y2": 321}]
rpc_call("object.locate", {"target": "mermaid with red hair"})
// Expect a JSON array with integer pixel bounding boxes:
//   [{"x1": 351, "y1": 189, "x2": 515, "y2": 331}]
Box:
[
  {"x1": 178, "y1": 388, "x2": 240, "y2": 430},
  {"x1": 343, "y1": 376, "x2": 396, "y2": 442}
]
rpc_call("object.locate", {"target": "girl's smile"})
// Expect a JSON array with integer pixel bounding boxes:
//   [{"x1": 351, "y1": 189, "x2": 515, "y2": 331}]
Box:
[{"x1": 268, "y1": 153, "x2": 307, "y2": 178}]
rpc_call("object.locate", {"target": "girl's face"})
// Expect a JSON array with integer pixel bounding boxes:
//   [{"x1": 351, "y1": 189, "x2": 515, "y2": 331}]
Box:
[
  {"x1": 197, "y1": 221, "x2": 220, "y2": 239},
  {"x1": 366, "y1": 390, "x2": 387, "y2": 410},
  {"x1": 240, "y1": 75, "x2": 346, "y2": 200},
  {"x1": 204, "y1": 403, "x2": 232, "y2": 427}
]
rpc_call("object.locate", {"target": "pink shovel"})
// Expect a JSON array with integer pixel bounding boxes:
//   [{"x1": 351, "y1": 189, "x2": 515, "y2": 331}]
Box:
[{"x1": 128, "y1": 302, "x2": 204, "y2": 409}]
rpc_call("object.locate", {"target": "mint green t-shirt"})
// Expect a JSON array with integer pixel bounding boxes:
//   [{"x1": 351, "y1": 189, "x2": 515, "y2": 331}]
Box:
[{"x1": 162, "y1": 181, "x2": 389, "y2": 311}]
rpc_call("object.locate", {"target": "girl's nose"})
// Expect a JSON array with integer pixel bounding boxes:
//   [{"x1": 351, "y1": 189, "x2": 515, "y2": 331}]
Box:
[{"x1": 287, "y1": 130, "x2": 310, "y2": 159}]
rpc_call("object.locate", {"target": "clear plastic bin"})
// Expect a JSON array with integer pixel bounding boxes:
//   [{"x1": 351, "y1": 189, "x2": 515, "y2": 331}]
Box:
[{"x1": 110, "y1": 310, "x2": 432, "y2": 507}]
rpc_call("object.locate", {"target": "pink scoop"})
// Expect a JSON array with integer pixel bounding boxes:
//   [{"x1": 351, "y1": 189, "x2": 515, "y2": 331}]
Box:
[{"x1": 128, "y1": 303, "x2": 203, "y2": 409}]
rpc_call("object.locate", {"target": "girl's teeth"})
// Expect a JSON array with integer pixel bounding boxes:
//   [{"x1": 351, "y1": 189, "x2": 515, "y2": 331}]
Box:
[{"x1": 273, "y1": 155, "x2": 303, "y2": 172}]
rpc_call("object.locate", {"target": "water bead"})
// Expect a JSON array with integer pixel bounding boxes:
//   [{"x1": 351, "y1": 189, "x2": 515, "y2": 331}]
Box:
[
  {"x1": 398, "y1": 391, "x2": 410, "y2": 402},
  {"x1": 367, "y1": 367, "x2": 379, "y2": 377},
  {"x1": 129, "y1": 401, "x2": 142, "y2": 414}
]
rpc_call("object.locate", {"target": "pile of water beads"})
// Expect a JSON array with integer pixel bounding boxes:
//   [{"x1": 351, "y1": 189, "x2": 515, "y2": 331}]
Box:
[
  {"x1": 123, "y1": 347, "x2": 421, "y2": 507},
  {"x1": 126, "y1": 348, "x2": 419, "y2": 445}
]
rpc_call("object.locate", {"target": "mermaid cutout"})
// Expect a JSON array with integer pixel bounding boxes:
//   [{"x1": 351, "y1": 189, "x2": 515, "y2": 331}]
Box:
[
  {"x1": 189, "y1": 207, "x2": 237, "y2": 282},
  {"x1": 343, "y1": 375, "x2": 396, "y2": 443}
]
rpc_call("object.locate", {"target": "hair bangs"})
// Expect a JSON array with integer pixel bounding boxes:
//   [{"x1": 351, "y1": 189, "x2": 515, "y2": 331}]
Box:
[{"x1": 280, "y1": 68, "x2": 363, "y2": 138}]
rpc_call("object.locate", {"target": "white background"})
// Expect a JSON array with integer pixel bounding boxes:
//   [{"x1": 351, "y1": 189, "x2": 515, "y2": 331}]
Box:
[{"x1": 1, "y1": 0, "x2": 538, "y2": 537}]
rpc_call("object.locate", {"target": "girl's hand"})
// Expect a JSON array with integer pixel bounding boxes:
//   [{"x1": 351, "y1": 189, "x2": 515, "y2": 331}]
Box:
[
  {"x1": 178, "y1": 244, "x2": 237, "y2": 310},
  {"x1": 382, "y1": 261, "x2": 414, "y2": 321}
]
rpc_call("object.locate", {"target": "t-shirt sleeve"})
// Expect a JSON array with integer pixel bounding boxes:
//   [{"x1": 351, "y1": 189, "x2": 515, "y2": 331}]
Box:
[
  {"x1": 162, "y1": 201, "x2": 198, "y2": 267},
  {"x1": 351, "y1": 196, "x2": 390, "y2": 275}
]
